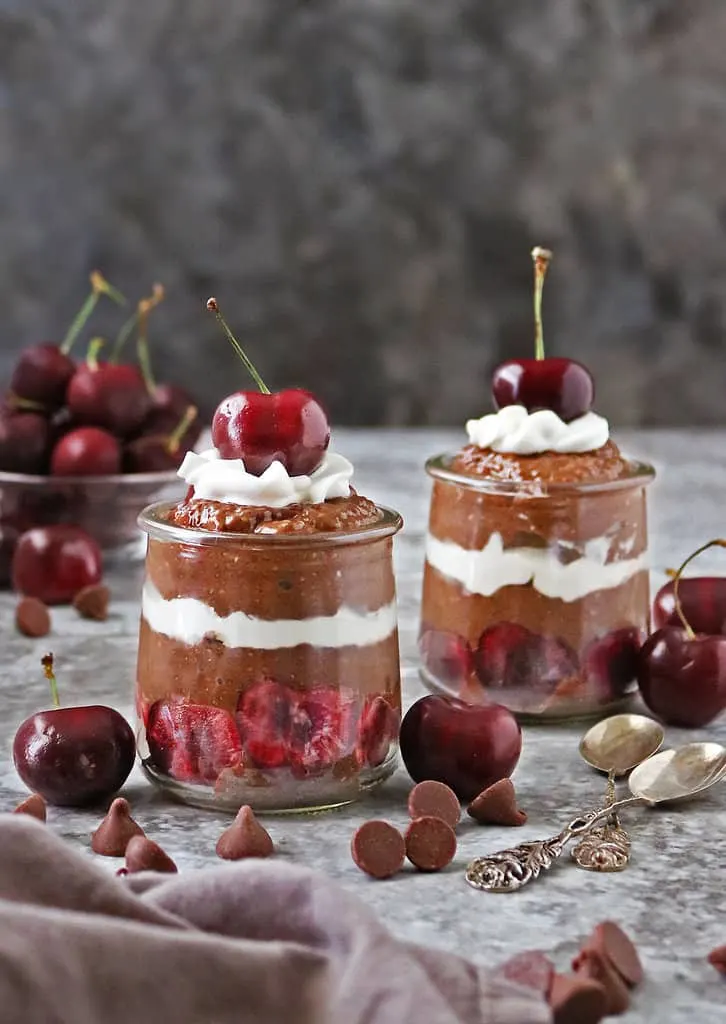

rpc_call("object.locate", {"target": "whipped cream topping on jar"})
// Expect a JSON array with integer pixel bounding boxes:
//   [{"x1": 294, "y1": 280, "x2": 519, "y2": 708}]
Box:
[
  {"x1": 465, "y1": 405, "x2": 609, "y2": 455},
  {"x1": 178, "y1": 449, "x2": 353, "y2": 507}
]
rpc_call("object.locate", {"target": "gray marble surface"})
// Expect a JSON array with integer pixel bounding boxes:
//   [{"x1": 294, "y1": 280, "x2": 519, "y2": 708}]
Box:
[{"x1": 1, "y1": 428, "x2": 725, "y2": 1022}]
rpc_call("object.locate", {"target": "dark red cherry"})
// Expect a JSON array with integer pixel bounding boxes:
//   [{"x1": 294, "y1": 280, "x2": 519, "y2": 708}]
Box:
[
  {"x1": 13, "y1": 655, "x2": 135, "y2": 806},
  {"x1": 420, "y1": 629, "x2": 474, "y2": 688},
  {"x1": 123, "y1": 406, "x2": 198, "y2": 473},
  {"x1": 0, "y1": 410, "x2": 50, "y2": 474},
  {"x1": 140, "y1": 385, "x2": 203, "y2": 448},
  {"x1": 355, "y1": 695, "x2": 400, "y2": 768},
  {"x1": 637, "y1": 627, "x2": 726, "y2": 727},
  {"x1": 66, "y1": 352, "x2": 152, "y2": 438},
  {"x1": 207, "y1": 297, "x2": 330, "y2": 476},
  {"x1": 235, "y1": 679, "x2": 296, "y2": 768},
  {"x1": 50, "y1": 427, "x2": 122, "y2": 476},
  {"x1": 473, "y1": 623, "x2": 534, "y2": 688},
  {"x1": 583, "y1": 627, "x2": 641, "y2": 703},
  {"x1": 10, "y1": 344, "x2": 76, "y2": 410},
  {"x1": 399, "y1": 694, "x2": 521, "y2": 801},
  {"x1": 491, "y1": 357, "x2": 594, "y2": 423},
  {"x1": 12, "y1": 525, "x2": 102, "y2": 605},
  {"x1": 653, "y1": 577, "x2": 726, "y2": 635}
]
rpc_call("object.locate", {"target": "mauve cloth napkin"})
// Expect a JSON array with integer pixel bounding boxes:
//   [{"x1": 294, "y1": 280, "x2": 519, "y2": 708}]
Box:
[{"x1": 0, "y1": 816, "x2": 550, "y2": 1024}]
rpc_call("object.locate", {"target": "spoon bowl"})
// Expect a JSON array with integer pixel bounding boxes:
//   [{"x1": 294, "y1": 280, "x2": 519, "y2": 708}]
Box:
[
  {"x1": 579, "y1": 714, "x2": 665, "y2": 776},
  {"x1": 628, "y1": 742, "x2": 726, "y2": 805}
]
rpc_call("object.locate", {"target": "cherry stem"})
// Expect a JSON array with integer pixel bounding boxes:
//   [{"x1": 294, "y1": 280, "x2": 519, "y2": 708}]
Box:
[
  {"x1": 86, "y1": 337, "x2": 105, "y2": 372},
  {"x1": 531, "y1": 246, "x2": 552, "y2": 362},
  {"x1": 135, "y1": 286, "x2": 166, "y2": 390},
  {"x1": 61, "y1": 271, "x2": 126, "y2": 356},
  {"x1": 167, "y1": 405, "x2": 198, "y2": 453},
  {"x1": 6, "y1": 393, "x2": 47, "y2": 413},
  {"x1": 672, "y1": 538, "x2": 726, "y2": 640},
  {"x1": 41, "y1": 653, "x2": 60, "y2": 709},
  {"x1": 206, "y1": 297, "x2": 270, "y2": 394}
]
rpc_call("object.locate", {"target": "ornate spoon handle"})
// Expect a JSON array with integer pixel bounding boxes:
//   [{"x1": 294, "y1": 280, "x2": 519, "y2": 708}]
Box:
[{"x1": 465, "y1": 796, "x2": 640, "y2": 893}]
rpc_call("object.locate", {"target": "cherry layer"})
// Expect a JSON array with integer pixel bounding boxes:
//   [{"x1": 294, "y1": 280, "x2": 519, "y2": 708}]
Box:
[
  {"x1": 419, "y1": 628, "x2": 474, "y2": 686},
  {"x1": 583, "y1": 627, "x2": 641, "y2": 703},
  {"x1": 653, "y1": 577, "x2": 726, "y2": 635},
  {"x1": 10, "y1": 343, "x2": 76, "y2": 410},
  {"x1": 637, "y1": 626, "x2": 726, "y2": 727},
  {"x1": 51, "y1": 426, "x2": 122, "y2": 476},
  {"x1": 12, "y1": 525, "x2": 102, "y2": 605},
  {"x1": 474, "y1": 623, "x2": 578, "y2": 692},
  {"x1": 66, "y1": 362, "x2": 152, "y2": 437},
  {"x1": 146, "y1": 699, "x2": 243, "y2": 784},
  {"x1": 491, "y1": 357, "x2": 594, "y2": 423},
  {"x1": 211, "y1": 388, "x2": 330, "y2": 476}
]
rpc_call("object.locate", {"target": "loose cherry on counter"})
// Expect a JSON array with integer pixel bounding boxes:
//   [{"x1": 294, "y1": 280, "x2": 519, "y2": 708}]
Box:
[
  {"x1": 637, "y1": 540, "x2": 726, "y2": 727},
  {"x1": 207, "y1": 298, "x2": 331, "y2": 476},
  {"x1": 66, "y1": 338, "x2": 153, "y2": 438},
  {"x1": 12, "y1": 524, "x2": 102, "y2": 605},
  {"x1": 50, "y1": 426, "x2": 122, "y2": 476},
  {"x1": 653, "y1": 575, "x2": 726, "y2": 635},
  {"x1": 13, "y1": 654, "x2": 136, "y2": 807},
  {"x1": 9, "y1": 271, "x2": 124, "y2": 410},
  {"x1": 399, "y1": 694, "x2": 522, "y2": 802},
  {"x1": 491, "y1": 247, "x2": 594, "y2": 423}
]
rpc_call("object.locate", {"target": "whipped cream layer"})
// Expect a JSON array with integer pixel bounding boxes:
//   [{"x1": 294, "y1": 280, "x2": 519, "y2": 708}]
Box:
[
  {"x1": 142, "y1": 581, "x2": 397, "y2": 649},
  {"x1": 179, "y1": 449, "x2": 353, "y2": 507},
  {"x1": 425, "y1": 531, "x2": 646, "y2": 603},
  {"x1": 466, "y1": 405, "x2": 609, "y2": 455}
]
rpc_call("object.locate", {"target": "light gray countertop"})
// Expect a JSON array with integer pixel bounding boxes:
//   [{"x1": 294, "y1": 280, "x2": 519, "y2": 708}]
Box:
[{"x1": 1, "y1": 428, "x2": 725, "y2": 1023}]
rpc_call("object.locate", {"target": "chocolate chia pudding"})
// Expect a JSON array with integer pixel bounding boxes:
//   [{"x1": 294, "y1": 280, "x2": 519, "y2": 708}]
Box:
[
  {"x1": 420, "y1": 426, "x2": 655, "y2": 720},
  {"x1": 136, "y1": 460, "x2": 402, "y2": 811}
]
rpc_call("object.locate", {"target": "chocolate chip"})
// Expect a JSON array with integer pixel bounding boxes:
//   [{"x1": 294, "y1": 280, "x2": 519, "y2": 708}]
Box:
[
  {"x1": 124, "y1": 835, "x2": 178, "y2": 874},
  {"x1": 404, "y1": 816, "x2": 457, "y2": 872},
  {"x1": 13, "y1": 793, "x2": 47, "y2": 822},
  {"x1": 91, "y1": 798, "x2": 145, "y2": 857},
  {"x1": 73, "y1": 583, "x2": 110, "y2": 622},
  {"x1": 216, "y1": 805, "x2": 274, "y2": 861},
  {"x1": 15, "y1": 597, "x2": 51, "y2": 638},
  {"x1": 467, "y1": 778, "x2": 527, "y2": 826},
  {"x1": 408, "y1": 780, "x2": 461, "y2": 830},
  {"x1": 583, "y1": 921, "x2": 643, "y2": 988},
  {"x1": 549, "y1": 973, "x2": 607, "y2": 1024},
  {"x1": 574, "y1": 949, "x2": 630, "y2": 1016},
  {"x1": 351, "y1": 820, "x2": 405, "y2": 879}
]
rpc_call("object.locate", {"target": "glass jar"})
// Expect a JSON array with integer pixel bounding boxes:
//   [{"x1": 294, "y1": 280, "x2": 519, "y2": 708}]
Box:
[
  {"x1": 419, "y1": 456, "x2": 655, "y2": 721},
  {"x1": 136, "y1": 502, "x2": 403, "y2": 811}
]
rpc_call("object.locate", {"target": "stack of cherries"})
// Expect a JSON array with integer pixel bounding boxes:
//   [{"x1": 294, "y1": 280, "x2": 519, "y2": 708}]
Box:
[{"x1": 2, "y1": 272, "x2": 201, "y2": 480}]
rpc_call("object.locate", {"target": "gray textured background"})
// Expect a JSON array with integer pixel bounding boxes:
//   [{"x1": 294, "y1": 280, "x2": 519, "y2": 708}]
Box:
[{"x1": 1, "y1": 0, "x2": 725, "y2": 426}]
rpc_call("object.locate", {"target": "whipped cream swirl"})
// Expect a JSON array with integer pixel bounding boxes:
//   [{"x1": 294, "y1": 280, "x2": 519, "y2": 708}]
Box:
[
  {"x1": 466, "y1": 405, "x2": 609, "y2": 455},
  {"x1": 178, "y1": 449, "x2": 353, "y2": 507}
]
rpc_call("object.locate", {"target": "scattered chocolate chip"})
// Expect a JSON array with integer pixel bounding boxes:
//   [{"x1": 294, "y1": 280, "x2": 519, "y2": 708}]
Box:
[
  {"x1": 499, "y1": 950, "x2": 554, "y2": 996},
  {"x1": 216, "y1": 805, "x2": 274, "y2": 861},
  {"x1": 91, "y1": 798, "x2": 145, "y2": 857},
  {"x1": 73, "y1": 583, "x2": 110, "y2": 621},
  {"x1": 583, "y1": 921, "x2": 643, "y2": 988},
  {"x1": 351, "y1": 820, "x2": 406, "y2": 879},
  {"x1": 574, "y1": 948, "x2": 630, "y2": 1016},
  {"x1": 708, "y1": 945, "x2": 726, "y2": 975},
  {"x1": 549, "y1": 973, "x2": 607, "y2": 1024},
  {"x1": 404, "y1": 816, "x2": 457, "y2": 872},
  {"x1": 124, "y1": 835, "x2": 178, "y2": 874},
  {"x1": 15, "y1": 597, "x2": 51, "y2": 638},
  {"x1": 13, "y1": 793, "x2": 47, "y2": 822},
  {"x1": 408, "y1": 780, "x2": 461, "y2": 830},
  {"x1": 467, "y1": 778, "x2": 527, "y2": 826}
]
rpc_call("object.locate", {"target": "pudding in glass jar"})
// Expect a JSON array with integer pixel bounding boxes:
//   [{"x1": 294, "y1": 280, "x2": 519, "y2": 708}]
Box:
[
  {"x1": 136, "y1": 300, "x2": 402, "y2": 811},
  {"x1": 419, "y1": 249, "x2": 654, "y2": 720}
]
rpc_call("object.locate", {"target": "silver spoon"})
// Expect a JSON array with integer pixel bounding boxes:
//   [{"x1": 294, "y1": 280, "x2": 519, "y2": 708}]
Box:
[
  {"x1": 573, "y1": 714, "x2": 665, "y2": 872},
  {"x1": 466, "y1": 741, "x2": 726, "y2": 893}
]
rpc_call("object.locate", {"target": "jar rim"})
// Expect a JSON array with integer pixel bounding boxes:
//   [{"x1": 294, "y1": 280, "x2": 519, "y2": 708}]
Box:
[
  {"x1": 138, "y1": 501, "x2": 403, "y2": 547},
  {"x1": 425, "y1": 452, "x2": 656, "y2": 496}
]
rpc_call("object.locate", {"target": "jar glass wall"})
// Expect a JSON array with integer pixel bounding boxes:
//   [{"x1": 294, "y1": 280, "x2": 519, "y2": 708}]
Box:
[
  {"x1": 419, "y1": 457, "x2": 655, "y2": 721},
  {"x1": 136, "y1": 503, "x2": 403, "y2": 811}
]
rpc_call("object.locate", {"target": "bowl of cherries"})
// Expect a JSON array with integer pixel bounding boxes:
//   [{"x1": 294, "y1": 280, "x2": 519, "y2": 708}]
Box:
[{"x1": 0, "y1": 273, "x2": 201, "y2": 577}]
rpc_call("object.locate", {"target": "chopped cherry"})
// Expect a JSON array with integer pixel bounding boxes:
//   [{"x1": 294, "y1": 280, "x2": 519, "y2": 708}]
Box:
[
  {"x1": 419, "y1": 629, "x2": 474, "y2": 687},
  {"x1": 653, "y1": 576, "x2": 726, "y2": 635},
  {"x1": 13, "y1": 654, "x2": 135, "y2": 806},
  {"x1": 490, "y1": 248, "x2": 594, "y2": 422},
  {"x1": 235, "y1": 679, "x2": 296, "y2": 769},
  {"x1": 146, "y1": 698, "x2": 243, "y2": 783},
  {"x1": 0, "y1": 410, "x2": 50, "y2": 474},
  {"x1": 289, "y1": 687, "x2": 357, "y2": 777},
  {"x1": 66, "y1": 348, "x2": 152, "y2": 438},
  {"x1": 473, "y1": 622, "x2": 534, "y2": 688},
  {"x1": 584, "y1": 628, "x2": 641, "y2": 703},
  {"x1": 12, "y1": 525, "x2": 102, "y2": 605},
  {"x1": 50, "y1": 426, "x2": 122, "y2": 477},
  {"x1": 356, "y1": 695, "x2": 400, "y2": 768},
  {"x1": 207, "y1": 298, "x2": 330, "y2": 476}
]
